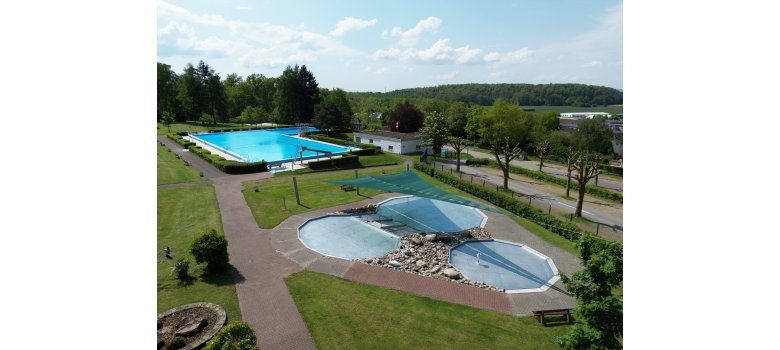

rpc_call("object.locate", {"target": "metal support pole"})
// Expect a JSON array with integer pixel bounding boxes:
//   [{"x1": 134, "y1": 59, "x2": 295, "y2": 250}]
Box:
[
  {"x1": 512, "y1": 191, "x2": 515, "y2": 199},
  {"x1": 496, "y1": 184, "x2": 499, "y2": 192},
  {"x1": 450, "y1": 168, "x2": 452, "y2": 176},
  {"x1": 282, "y1": 196, "x2": 287, "y2": 210},
  {"x1": 355, "y1": 170, "x2": 360, "y2": 196},
  {"x1": 596, "y1": 223, "x2": 600, "y2": 235},
  {"x1": 529, "y1": 197, "x2": 532, "y2": 205},
  {"x1": 459, "y1": 172, "x2": 462, "y2": 179},
  {"x1": 407, "y1": 164, "x2": 410, "y2": 171},
  {"x1": 471, "y1": 175, "x2": 474, "y2": 183},
  {"x1": 595, "y1": 173, "x2": 599, "y2": 186},
  {"x1": 569, "y1": 213, "x2": 573, "y2": 222},
  {"x1": 548, "y1": 205, "x2": 552, "y2": 216},
  {"x1": 482, "y1": 180, "x2": 486, "y2": 187},
  {"x1": 293, "y1": 176, "x2": 301, "y2": 205}
]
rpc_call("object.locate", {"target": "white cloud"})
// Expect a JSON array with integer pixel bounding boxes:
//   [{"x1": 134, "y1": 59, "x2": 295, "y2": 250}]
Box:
[
  {"x1": 389, "y1": 16, "x2": 442, "y2": 46},
  {"x1": 500, "y1": 48, "x2": 533, "y2": 63},
  {"x1": 157, "y1": 0, "x2": 362, "y2": 68},
  {"x1": 372, "y1": 39, "x2": 481, "y2": 64},
  {"x1": 436, "y1": 71, "x2": 458, "y2": 80},
  {"x1": 483, "y1": 52, "x2": 501, "y2": 62},
  {"x1": 330, "y1": 17, "x2": 378, "y2": 37},
  {"x1": 489, "y1": 71, "x2": 507, "y2": 78},
  {"x1": 582, "y1": 60, "x2": 602, "y2": 67}
]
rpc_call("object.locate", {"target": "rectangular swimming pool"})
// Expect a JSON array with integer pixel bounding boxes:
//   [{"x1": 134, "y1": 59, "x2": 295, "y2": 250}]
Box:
[{"x1": 189, "y1": 127, "x2": 355, "y2": 164}]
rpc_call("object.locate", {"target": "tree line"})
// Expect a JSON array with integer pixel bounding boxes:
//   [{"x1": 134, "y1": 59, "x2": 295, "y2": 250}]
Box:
[
  {"x1": 157, "y1": 61, "x2": 351, "y2": 130},
  {"x1": 348, "y1": 83, "x2": 622, "y2": 107}
]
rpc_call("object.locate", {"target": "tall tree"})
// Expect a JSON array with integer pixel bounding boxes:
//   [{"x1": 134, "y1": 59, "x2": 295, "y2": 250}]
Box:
[
  {"x1": 536, "y1": 110, "x2": 560, "y2": 131},
  {"x1": 574, "y1": 117, "x2": 614, "y2": 154},
  {"x1": 557, "y1": 234, "x2": 623, "y2": 350},
  {"x1": 277, "y1": 65, "x2": 321, "y2": 124},
  {"x1": 562, "y1": 147, "x2": 579, "y2": 198},
  {"x1": 446, "y1": 102, "x2": 470, "y2": 172},
  {"x1": 157, "y1": 62, "x2": 178, "y2": 120},
  {"x1": 572, "y1": 152, "x2": 602, "y2": 217},
  {"x1": 313, "y1": 89, "x2": 351, "y2": 132},
  {"x1": 478, "y1": 99, "x2": 533, "y2": 189},
  {"x1": 387, "y1": 102, "x2": 424, "y2": 132},
  {"x1": 419, "y1": 111, "x2": 448, "y2": 159},
  {"x1": 161, "y1": 111, "x2": 174, "y2": 132},
  {"x1": 176, "y1": 63, "x2": 201, "y2": 122}
]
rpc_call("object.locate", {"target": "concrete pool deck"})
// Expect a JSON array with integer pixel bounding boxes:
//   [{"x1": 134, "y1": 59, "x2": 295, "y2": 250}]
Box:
[{"x1": 271, "y1": 194, "x2": 580, "y2": 316}]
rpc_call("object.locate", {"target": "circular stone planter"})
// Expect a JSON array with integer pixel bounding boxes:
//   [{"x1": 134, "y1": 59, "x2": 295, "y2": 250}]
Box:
[{"x1": 157, "y1": 302, "x2": 227, "y2": 350}]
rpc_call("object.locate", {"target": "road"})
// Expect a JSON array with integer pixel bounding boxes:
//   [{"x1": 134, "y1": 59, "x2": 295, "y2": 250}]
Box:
[
  {"x1": 432, "y1": 159, "x2": 623, "y2": 234},
  {"x1": 452, "y1": 148, "x2": 623, "y2": 192}
]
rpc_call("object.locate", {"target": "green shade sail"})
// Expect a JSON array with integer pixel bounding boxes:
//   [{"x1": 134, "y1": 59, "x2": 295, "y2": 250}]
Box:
[{"x1": 328, "y1": 171, "x2": 506, "y2": 215}]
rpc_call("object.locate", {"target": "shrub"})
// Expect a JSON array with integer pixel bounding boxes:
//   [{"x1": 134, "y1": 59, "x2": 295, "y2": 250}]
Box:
[
  {"x1": 167, "y1": 337, "x2": 186, "y2": 350},
  {"x1": 186, "y1": 144, "x2": 268, "y2": 174},
  {"x1": 308, "y1": 154, "x2": 359, "y2": 170},
  {"x1": 170, "y1": 257, "x2": 190, "y2": 280},
  {"x1": 190, "y1": 229, "x2": 229, "y2": 273},
  {"x1": 205, "y1": 322, "x2": 259, "y2": 350},
  {"x1": 465, "y1": 157, "x2": 491, "y2": 166}
]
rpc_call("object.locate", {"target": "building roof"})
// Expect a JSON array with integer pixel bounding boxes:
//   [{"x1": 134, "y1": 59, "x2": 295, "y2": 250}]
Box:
[{"x1": 355, "y1": 130, "x2": 421, "y2": 140}]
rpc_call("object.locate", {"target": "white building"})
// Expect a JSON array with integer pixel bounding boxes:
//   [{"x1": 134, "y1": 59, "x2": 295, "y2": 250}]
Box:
[
  {"x1": 559, "y1": 112, "x2": 611, "y2": 119},
  {"x1": 353, "y1": 131, "x2": 431, "y2": 154}
]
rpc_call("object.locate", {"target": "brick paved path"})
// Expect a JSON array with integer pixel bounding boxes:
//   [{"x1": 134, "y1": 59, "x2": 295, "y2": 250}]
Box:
[{"x1": 159, "y1": 136, "x2": 316, "y2": 350}]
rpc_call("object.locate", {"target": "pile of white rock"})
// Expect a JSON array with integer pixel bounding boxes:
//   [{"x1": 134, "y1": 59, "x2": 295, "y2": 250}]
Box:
[{"x1": 360, "y1": 228, "x2": 504, "y2": 292}]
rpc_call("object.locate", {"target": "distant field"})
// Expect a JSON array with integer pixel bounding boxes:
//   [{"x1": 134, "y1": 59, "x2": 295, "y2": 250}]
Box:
[{"x1": 525, "y1": 105, "x2": 623, "y2": 116}]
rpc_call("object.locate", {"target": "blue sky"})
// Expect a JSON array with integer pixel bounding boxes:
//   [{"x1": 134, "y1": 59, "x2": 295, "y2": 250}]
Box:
[{"x1": 157, "y1": 0, "x2": 622, "y2": 91}]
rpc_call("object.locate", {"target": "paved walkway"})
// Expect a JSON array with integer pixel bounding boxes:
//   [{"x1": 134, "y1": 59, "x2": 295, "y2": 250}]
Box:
[{"x1": 159, "y1": 136, "x2": 316, "y2": 350}]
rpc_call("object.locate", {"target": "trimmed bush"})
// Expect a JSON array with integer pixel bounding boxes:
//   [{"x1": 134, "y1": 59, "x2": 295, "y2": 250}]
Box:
[
  {"x1": 171, "y1": 257, "x2": 190, "y2": 280},
  {"x1": 190, "y1": 229, "x2": 229, "y2": 273},
  {"x1": 205, "y1": 322, "x2": 259, "y2": 350},
  {"x1": 599, "y1": 164, "x2": 623, "y2": 176},
  {"x1": 308, "y1": 154, "x2": 359, "y2": 170},
  {"x1": 465, "y1": 157, "x2": 491, "y2": 166},
  {"x1": 185, "y1": 143, "x2": 269, "y2": 174}
]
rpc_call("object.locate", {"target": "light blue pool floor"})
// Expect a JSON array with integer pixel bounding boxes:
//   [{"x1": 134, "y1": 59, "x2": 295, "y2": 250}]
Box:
[
  {"x1": 298, "y1": 216, "x2": 400, "y2": 260},
  {"x1": 449, "y1": 240, "x2": 558, "y2": 291}
]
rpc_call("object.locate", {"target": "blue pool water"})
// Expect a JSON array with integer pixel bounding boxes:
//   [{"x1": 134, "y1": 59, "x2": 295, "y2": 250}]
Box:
[
  {"x1": 377, "y1": 196, "x2": 487, "y2": 233},
  {"x1": 449, "y1": 240, "x2": 559, "y2": 292},
  {"x1": 189, "y1": 127, "x2": 354, "y2": 164},
  {"x1": 297, "y1": 196, "x2": 487, "y2": 260}
]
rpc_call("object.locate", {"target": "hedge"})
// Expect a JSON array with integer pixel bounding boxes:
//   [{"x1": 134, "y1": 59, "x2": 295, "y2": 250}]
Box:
[
  {"x1": 465, "y1": 158, "x2": 490, "y2": 166},
  {"x1": 167, "y1": 134, "x2": 268, "y2": 174},
  {"x1": 467, "y1": 158, "x2": 623, "y2": 203},
  {"x1": 167, "y1": 133, "x2": 195, "y2": 149},
  {"x1": 414, "y1": 161, "x2": 614, "y2": 252},
  {"x1": 599, "y1": 164, "x2": 623, "y2": 176},
  {"x1": 307, "y1": 154, "x2": 359, "y2": 170},
  {"x1": 308, "y1": 134, "x2": 382, "y2": 155}
]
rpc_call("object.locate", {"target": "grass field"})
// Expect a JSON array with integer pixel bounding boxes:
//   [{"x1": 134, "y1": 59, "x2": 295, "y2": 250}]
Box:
[
  {"x1": 243, "y1": 167, "x2": 404, "y2": 228},
  {"x1": 286, "y1": 270, "x2": 571, "y2": 350},
  {"x1": 157, "y1": 185, "x2": 242, "y2": 323},
  {"x1": 156, "y1": 121, "x2": 261, "y2": 135},
  {"x1": 157, "y1": 143, "x2": 203, "y2": 185}
]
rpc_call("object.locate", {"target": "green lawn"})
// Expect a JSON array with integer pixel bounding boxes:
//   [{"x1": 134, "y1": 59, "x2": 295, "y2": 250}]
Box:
[
  {"x1": 157, "y1": 143, "x2": 203, "y2": 185},
  {"x1": 156, "y1": 121, "x2": 261, "y2": 135},
  {"x1": 286, "y1": 271, "x2": 571, "y2": 350},
  {"x1": 244, "y1": 168, "x2": 406, "y2": 228},
  {"x1": 157, "y1": 185, "x2": 242, "y2": 323}
]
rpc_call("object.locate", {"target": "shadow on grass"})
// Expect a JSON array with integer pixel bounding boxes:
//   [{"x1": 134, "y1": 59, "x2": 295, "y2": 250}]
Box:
[
  {"x1": 539, "y1": 315, "x2": 576, "y2": 327},
  {"x1": 176, "y1": 274, "x2": 196, "y2": 287},
  {"x1": 201, "y1": 264, "x2": 245, "y2": 285}
]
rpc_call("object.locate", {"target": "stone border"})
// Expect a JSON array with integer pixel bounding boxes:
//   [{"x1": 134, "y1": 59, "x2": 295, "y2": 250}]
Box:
[
  {"x1": 449, "y1": 239, "x2": 561, "y2": 294},
  {"x1": 157, "y1": 302, "x2": 227, "y2": 350}
]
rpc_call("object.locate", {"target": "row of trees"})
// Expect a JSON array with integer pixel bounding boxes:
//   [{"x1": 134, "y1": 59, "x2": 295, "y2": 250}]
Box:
[
  {"x1": 158, "y1": 61, "x2": 343, "y2": 128},
  {"x1": 349, "y1": 83, "x2": 623, "y2": 107},
  {"x1": 411, "y1": 98, "x2": 615, "y2": 217}
]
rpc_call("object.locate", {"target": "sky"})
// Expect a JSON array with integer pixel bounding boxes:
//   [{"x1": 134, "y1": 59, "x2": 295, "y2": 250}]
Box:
[{"x1": 157, "y1": 0, "x2": 622, "y2": 92}]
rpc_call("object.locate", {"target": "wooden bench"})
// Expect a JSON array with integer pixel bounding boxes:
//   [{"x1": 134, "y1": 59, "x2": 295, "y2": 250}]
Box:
[
  {"x1": 340, "y1": 184, "x2": 356, "y2": 192},
  {"x1": 532, "y1": 308, "x2": 573, "y2": 325}
]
